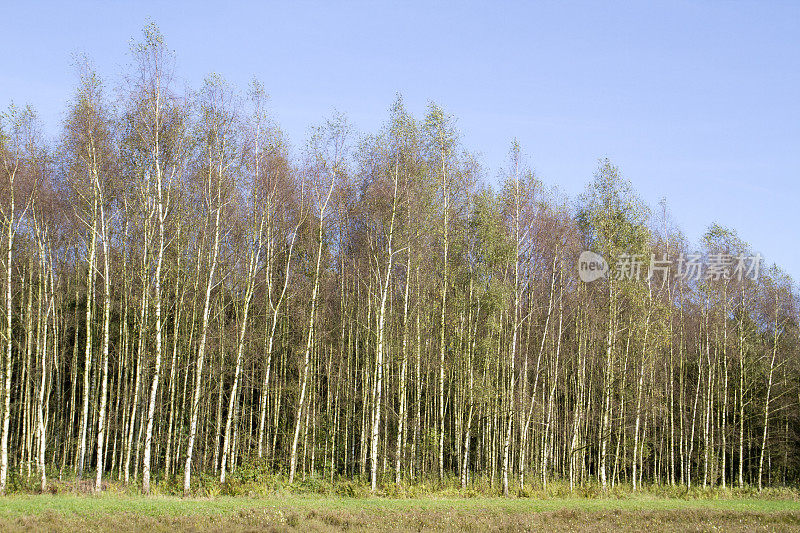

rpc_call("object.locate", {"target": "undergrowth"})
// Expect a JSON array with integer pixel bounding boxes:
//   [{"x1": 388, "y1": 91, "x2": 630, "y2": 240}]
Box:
[{"x1": 6, "y1": 460, "x2": 799, "y2": 500}]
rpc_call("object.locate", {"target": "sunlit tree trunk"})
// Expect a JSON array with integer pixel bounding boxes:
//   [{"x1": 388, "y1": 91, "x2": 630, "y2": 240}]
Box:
[
  {"x1": 759, "y1": 293, "x2": 780, "y2": 491},
  {"x1": 370, "y1": 157, "x2": 399, "y2": 492},
  {"x1": 738, "y1": 288, "x2": 746, "y2": 487},
  {"x1": 632, "y1": 282, "x2": 653, "y2": 491},
  {"x1": 183, "y1": 178, "x2": 222, "y2": 496},
  {"x1": 94, "y1": 194, "x2": 112, "y2": 493},
  {"x1": 220, "y1": 219, "x2": 262, "y2": 483},
  {"x1": 0, "y1": 148, "x2": 16, "y2": 494},
  {"x1": 289, "y1": 169, "x2": 335, "y2": 483},
  {"x1": 78, "y1": 197, "x2": 97, "y2": 480},
  {"x1": 600, "y1": 278, "x2": 615, "y2": 490}
]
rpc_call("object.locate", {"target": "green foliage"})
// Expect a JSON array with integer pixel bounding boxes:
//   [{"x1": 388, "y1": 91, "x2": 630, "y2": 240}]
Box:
[
  {"x1": 470, "y1": 188, "x2": 514, "y2": 278},
  {"x1": 577, "y1": 158, "x2": 651, "y2": 261}
]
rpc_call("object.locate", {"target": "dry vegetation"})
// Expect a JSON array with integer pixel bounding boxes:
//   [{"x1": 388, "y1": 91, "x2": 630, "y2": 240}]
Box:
[{"x1": 2, "y1": 493, "x2": 800, "y2": 532}]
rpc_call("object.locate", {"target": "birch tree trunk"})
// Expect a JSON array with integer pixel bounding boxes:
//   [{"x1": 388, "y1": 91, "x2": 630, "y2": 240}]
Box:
[
  {"x1": 220, "y1": 221, "x2": 261, "y2": 483},
  {"x1": 77, "y1": 198, "x2": 97, "y2": 479},
  {"x1": 142, "y1": 176, "x2": 165, "y2": 495},
  {"x1": 759, "y1": 295, "x2": 780, "y2": 491},
  {"x1": 600, "y1": 278, "x2": 615, "y2": 490},
  {"x1": 289, "y1": 172, "x2": 335, "y2": 483},
  {"x1": 632, "y1": 282, "x2": 653, "y2": 491},
  {"x1": 183, "y1": 182, "x2": 222, "y2": 496},
  {"x1": 370, "y1": 159, "x2": 399, "y2": 492},
  {"x1": 0, "y1": 157, "x2": 15, "y2": 494},
  {"x1": 94, "y1": 196, "x2": 112, "y2": 493}
]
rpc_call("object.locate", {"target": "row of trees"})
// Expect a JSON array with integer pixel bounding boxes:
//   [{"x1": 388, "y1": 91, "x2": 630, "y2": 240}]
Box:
[{"x1": 0, "y1": 25, "x2": 797, "y2": 496}]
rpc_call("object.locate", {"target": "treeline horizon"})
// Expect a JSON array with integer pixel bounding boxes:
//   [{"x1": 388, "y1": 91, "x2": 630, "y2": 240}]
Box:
[{"x1": 0, "y1": 24, "x2": 798, "y2": 497}]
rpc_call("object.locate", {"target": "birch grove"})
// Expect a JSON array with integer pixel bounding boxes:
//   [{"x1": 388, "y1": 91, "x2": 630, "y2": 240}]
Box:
[{"x1": 0, "y1": 25, "x2": 798, "y2": 495}]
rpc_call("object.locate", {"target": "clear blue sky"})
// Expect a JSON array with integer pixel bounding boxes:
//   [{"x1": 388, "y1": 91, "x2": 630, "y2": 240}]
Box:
[{"x1": 3, "y1": 1, "x2": 799, "y2": 280}]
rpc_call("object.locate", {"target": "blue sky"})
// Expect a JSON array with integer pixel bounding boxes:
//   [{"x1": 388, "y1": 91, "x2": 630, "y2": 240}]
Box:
[{"x1": 3, "y1": 1, "x2": 799, "y2": 280}]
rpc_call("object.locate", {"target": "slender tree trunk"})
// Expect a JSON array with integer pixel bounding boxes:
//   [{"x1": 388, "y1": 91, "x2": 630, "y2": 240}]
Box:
[
  {"x1": 143, "y1": 168, "x2": 167, "y2": 494},
  {"x1": 220, "y1": 228, "x2": 261, "y2": 483},
  {"x1": 633, "y1": 284, "x2": 653, "y2": 491},
  {"x1": 759, "y1": 299, "x2": 780, "y2": 491},
  {"x1": 94, "y1": 207, "x2": 112, "y2": 494},
  {"x1": 77, "y1": 198, "x2": 97, "y2": 479},
  {"x1": 370, "y1": 160, "x2": 399, "y2": 492},
  {"x1": 600, "y1": 278, "x2": 615, "y2": 491},
  {"x1": 0, "y1": 175, "x2": 14, "y2": 494},
  {"x1": 738, "y1": 289, "x2": 746, "y2": 487},
  {"x1": 395, "y1": 244, "x2": 411, "y2": 486},
  {"x1": 289, "y1": 175, "x2": 334, "y2": 483},
  {"x1": 183, "y1": 179, "x2": 222, "y2": 496}
]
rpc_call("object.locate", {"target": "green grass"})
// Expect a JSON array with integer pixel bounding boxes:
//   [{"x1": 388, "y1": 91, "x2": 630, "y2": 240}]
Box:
[
  {"x1": 1, "y1": 493, "x2": 800, "y2": 531},
  {"x1": 2, "y1": 493, "x2": 800, "y2": 516}
]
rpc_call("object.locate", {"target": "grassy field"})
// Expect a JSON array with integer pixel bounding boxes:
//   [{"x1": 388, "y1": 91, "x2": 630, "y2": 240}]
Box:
[{"x1": 1, "y1": 494, "x2": 800, "y2": 532}]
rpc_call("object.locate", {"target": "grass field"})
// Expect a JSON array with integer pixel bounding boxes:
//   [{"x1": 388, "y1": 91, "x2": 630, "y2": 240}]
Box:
[{"x1": 1, "y1": 494, "x2": 800, "y2": 532}]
